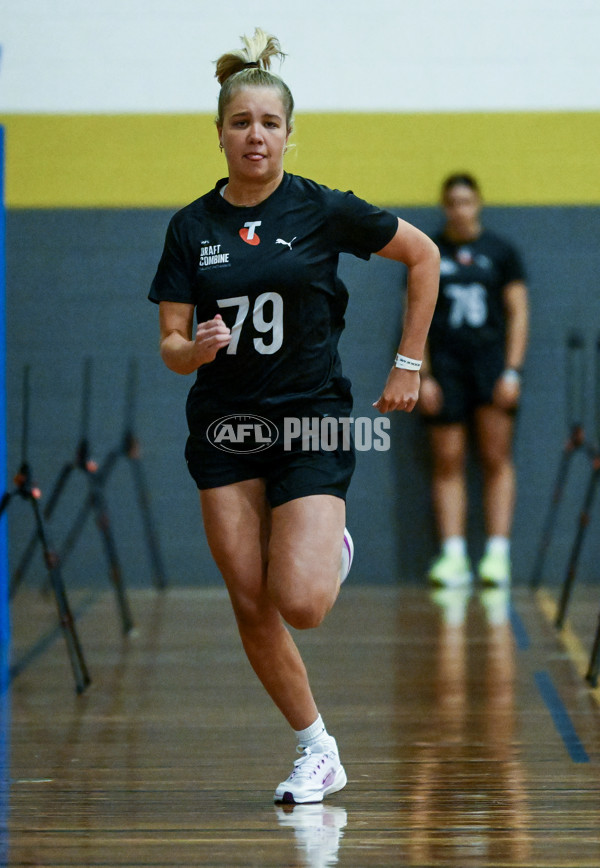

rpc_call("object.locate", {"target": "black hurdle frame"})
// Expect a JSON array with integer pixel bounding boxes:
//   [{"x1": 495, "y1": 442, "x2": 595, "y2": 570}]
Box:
[
  {"x1": 48, "y1": 357, "x2": 167, "y2": 591},
  {"x1": 529, "y1": 332, "x2": 591, "y2": 588},
  {"x1": 584, "y1": 334, "x2": 600, "y2": 685},
  {"x1": 1, "y1": 366, "x2": 90, "y2": 693},
  {"x1": 11, "y1": 358, "x2": 134, "y2": 634},
  {"x1": 586, "y1": 608, "x2": 600, "y2": 687},
  {"x1": 555, "y1": 333, "x2": 600, "y2": 629},
  {"x1": 91, "y1": 358, "x2": 167, "y2": 590}
]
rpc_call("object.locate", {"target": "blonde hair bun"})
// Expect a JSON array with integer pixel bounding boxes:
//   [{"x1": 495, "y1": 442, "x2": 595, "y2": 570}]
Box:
[{"x1": 215, "y1": 27, "x2": 286, "y2": 85}]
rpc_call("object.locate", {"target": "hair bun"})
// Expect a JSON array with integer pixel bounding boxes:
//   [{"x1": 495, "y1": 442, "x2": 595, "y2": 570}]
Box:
[{"x1": 215, "y1": 27, "x2": 285, "y2": 85}]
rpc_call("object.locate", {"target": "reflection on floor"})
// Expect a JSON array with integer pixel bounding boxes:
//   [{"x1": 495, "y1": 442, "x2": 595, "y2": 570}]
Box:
[{"x1": 5, "y1": 581, "x2": 600, "y2": 867}]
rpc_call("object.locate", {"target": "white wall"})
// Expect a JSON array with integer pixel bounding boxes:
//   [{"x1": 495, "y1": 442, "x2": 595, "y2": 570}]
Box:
[{"x1": 0, "y1": 0, "x2": 598, "y2": 113}]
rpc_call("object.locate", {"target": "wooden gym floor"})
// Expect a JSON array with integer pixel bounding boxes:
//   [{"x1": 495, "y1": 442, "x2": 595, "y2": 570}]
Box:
[{"x1": 4, "y1": 580, "x2": 600, "y2": 867}]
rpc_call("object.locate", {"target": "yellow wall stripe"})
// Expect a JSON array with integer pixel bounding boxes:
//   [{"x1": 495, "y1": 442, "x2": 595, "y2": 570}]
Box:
[{"x1": 1, "y1": 111, "x2": 598, "y2": 208}]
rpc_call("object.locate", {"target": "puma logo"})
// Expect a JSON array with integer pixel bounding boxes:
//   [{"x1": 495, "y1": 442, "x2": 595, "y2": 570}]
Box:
[{"x1": 275, "y1": 236, "x2": 297, "y2": 251}]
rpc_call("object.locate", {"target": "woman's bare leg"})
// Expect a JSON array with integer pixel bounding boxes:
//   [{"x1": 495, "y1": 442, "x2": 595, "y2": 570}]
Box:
[
  {"x1": 429, "y1": 423, "x2": 468, "y2": 540},
  {"x1": 200, "y1": 481, "x2": 345, "y2": 730},
  {"x1": 474, "y1": 405, "x2": 516, "y2": 537}
]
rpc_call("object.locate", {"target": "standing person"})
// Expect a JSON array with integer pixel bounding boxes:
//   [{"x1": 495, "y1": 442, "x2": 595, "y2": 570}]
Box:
[
  {"x1": 148, "y1": 27, "x2": 439, "y2": 804},
  {"x1": 419, "y1": 173, "x2": 529, "y2": 588}
]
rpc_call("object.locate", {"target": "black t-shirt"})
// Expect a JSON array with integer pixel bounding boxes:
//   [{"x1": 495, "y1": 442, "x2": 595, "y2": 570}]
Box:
[
  {"x1": 149, "y1": 172, "x2": 398, "y2": 429},
  {"x1": 429, "y1": 229, "x2": 526, "y2": 356}
]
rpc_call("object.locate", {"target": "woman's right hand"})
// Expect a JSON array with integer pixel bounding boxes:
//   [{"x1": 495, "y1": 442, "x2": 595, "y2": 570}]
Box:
[
  {"x1": 194, "y1": 313, "x2": 232, "y2": 365},
  {"x1": 418, "y1": 374, "x2": 443, "y2": 416}
]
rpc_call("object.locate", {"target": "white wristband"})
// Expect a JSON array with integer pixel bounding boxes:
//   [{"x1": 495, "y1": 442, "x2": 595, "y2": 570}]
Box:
[
  {"x1": 502, "y1": 368, "x2": 521, "y2": 384},
  {"x1": 394, "y1": 353, "x2": 422, "y2": 371}
]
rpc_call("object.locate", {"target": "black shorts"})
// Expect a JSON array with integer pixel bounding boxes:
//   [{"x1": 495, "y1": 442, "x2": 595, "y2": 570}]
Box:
[
  {"x1": 426, "y1": 343, "x2": 506, "y2": 425},
  {"x1": 184, "y1": 411, "x2": 356, "y2": 508}
]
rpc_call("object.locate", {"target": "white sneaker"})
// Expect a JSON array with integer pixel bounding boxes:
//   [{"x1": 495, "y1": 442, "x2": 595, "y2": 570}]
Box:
[
  {"x1": 340, "y1": 528, "x2": 354, "y2": 584},
  {"x1": 275, "y1": 803, "x2": 348, "y2": 867},
  {"x1": 274, "y1": 738, "x2": 347, "y2": 804}
]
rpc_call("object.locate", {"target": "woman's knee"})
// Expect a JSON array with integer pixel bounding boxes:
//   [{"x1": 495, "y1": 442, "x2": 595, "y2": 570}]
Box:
[
  {"x1": 430, "y1": 426, "x2": 467, "y2": 477},
  {"x1": 266, "y1": 493, "x2": 345, "y2": 628},
  {"x1": 225, "y1": 576, "x2": 273, "y2": 634},
  {"x1": 270, "y1": 575, "x2": 337, "y2": 630},
  {"x1": 225, "y1": 553, "x2": 338, "y2": 633},
  {"x1": 479, "y1": 450, "x2": 513, "y2": 478},
  {"x1": 479, "y1": 441, "x2": 513, "y2": 475},
  {"x1": 433, "y1": 446, "x2": 465, "y2": 478},
  {"x1": 232, "y1": 584, "x2": 330, "y2": 645}
]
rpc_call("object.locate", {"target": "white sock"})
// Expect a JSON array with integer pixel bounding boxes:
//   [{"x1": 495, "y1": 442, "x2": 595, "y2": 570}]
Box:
[
  {"x1": 442, "y1": 536, "x2": 467, "y2": 558},
  {"x1": 486, "y1": 535, "x2": 510, "y2": 557},
  {"x1": 294, "y1": 714, "x2": 331, "y2": 749}
]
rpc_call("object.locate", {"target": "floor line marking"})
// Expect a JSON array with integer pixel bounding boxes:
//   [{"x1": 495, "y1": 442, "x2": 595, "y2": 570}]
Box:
[
  {"x1": 509, "y1": 603, "x2": 531, "y2": 650},
  {"x1": 534, "y1": 669, "x2": 590, "y2": 763},
  {"x1": 536, "y1": 589, "x2": 600, "y2": 707}
]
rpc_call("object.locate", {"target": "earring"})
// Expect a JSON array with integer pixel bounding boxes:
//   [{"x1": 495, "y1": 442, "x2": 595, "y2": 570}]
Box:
[{"x1": 219, "y1": 143, "x2": 224, "y2": 152}]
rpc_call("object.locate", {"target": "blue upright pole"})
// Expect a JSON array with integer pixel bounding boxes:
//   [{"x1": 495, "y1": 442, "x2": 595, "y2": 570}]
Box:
[
  {"x1": 0, "y1": 130, "x2": 11, "y2": 868},
  {"x1": 0, "y1": 125, "x2": 9, "y2": 659}
]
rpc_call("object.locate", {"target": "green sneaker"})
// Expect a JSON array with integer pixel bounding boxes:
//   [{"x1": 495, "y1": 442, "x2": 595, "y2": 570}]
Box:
[
  {"x1": 477, "y1": 550, "x2": 511, "y2": 586},
  {"x1": 427, "y1": 552, "x2": 472, "y2": 587}
]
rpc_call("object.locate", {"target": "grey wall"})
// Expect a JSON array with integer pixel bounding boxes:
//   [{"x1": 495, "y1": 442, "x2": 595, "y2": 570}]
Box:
[{"x1": 5, "y1": 205, "x2": 600, "y2": 590}]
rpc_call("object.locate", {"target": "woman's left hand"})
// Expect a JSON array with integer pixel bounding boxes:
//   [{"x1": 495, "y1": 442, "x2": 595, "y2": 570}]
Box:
[
  {"x1": 493, "y1": 374, "x2": 521, "y2": 410},
  {"x1": 373, "y1": 368, "x2": 420, "y2": 413}
]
